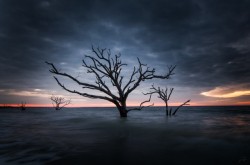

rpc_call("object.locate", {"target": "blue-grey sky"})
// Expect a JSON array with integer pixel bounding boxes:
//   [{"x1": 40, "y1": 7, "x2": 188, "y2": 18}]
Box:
[{"x1": 1, "y1": 0, "x2": 250, "y2": 106}]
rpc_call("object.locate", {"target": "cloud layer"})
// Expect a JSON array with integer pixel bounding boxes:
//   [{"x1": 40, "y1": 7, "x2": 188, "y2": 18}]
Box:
[
  {"x1": 201, "y1": 85, "x2": 250, "y2": 98},
  {"x1": 1, "y1": 0, "x2": 250, "y2": 105}
]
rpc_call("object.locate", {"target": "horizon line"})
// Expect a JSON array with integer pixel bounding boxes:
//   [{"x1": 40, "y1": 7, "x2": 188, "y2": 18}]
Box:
[{"x1": 1, "y1": 104, "x2": 250, "y2": 108}]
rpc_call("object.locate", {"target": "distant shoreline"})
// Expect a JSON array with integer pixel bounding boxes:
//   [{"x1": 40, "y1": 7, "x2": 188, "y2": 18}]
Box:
[{"x1": 1, "y1": 105, "x2": 250, "y2": 109}]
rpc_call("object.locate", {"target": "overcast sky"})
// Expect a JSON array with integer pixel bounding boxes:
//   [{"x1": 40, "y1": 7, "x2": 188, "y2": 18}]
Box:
[{"x1": 1, "y1": 0, "x2": 250, "y2": 106}]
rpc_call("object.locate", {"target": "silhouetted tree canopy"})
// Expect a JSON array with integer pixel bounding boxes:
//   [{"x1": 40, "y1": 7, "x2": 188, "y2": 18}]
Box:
[
  {"x1": 46, "y1": 46, "x2": 175, "y2": 117},
  {"x1": 146, "y1": 85, "x2": 190, "y2": 116},
  {"x1": 50, "y1": 95, "x2": 71, "y2": 110}
]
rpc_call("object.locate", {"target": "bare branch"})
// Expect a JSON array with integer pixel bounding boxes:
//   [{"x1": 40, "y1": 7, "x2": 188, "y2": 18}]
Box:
[
  {"x1": 167, "y1": 88, "x2": 174, "y2": 101},
  {"x1": 45, "y1": 61, "x2": 119, "y2": 101},
  {"x1": 53, "y1": 76, "x2": 116, "y2": 103},
  {"x1": 127, "y1": 94, "x2": 154, "y2": 112},
  {"x1": 145, "y1": 85, "x2": 173, "y2": 103},
  {"x1": 146, "y1": 85, "x2": 190, "y2": 116},
  {"x1": 172, "y1": 100, "x2": 191, "y2": 116},
  {"x1": 124, "y1": 61, "x2": 175, "y2": 98}
]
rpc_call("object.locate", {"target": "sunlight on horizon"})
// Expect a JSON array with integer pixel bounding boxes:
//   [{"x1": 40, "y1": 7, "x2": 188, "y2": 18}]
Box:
[{"x1": 0, "y1": 101, "x2": 195, "y2": 108}]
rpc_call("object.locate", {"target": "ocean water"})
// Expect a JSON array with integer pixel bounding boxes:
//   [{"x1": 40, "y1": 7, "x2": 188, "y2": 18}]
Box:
[{"x1": 0, "y1": 106, "x2": 250, "y2": 165}]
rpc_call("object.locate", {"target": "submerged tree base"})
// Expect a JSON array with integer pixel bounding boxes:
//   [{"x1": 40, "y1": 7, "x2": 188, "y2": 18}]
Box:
[{"x1": 119, "y1": 110, "x2": 128, "y2": 117}]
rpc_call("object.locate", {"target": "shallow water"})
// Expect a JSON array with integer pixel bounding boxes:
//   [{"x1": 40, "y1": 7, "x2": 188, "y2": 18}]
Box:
[{"x1": 0, "y1": 106, "x2": 250, "y2": 165}]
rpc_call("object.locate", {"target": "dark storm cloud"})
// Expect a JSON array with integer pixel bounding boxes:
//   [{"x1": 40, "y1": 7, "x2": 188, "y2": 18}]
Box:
[
  {"x1": 128, "y1": 0, "x2": 250, "y2": 87},
  {"x1": 0, "y1": 0, "x2": 250, "y2": 94}
]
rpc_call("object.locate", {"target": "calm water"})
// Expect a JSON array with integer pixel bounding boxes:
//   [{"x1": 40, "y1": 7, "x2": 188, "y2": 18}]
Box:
[{"x1": 0, "y1": 106, "x2": 250, "y2": 165}]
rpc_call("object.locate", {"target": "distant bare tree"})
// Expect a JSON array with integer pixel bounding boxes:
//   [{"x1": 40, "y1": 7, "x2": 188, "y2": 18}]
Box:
[
  {"x1": 146, "y1": 85, "x2": 190, "y2": 116},
  {"x1": 46, "y1": 46, "x2": 175, "y2": 117},
  {"x1": 20, "y1": 102, "x2": 26, "y2": 110},
  {"x1": 50, "y1": 95, "x2": 71, "y2": 110}
]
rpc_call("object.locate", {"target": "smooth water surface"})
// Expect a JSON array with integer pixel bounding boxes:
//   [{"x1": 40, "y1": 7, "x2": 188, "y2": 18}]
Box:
[{"x1": 0, "y1": 106, "x2": 250, "y2": 165}]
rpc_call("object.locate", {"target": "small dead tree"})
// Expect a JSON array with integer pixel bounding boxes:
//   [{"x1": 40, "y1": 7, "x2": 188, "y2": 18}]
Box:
[
  {"x1": 46, "y1": 46, "x2": 175, "y2": 117},
  {"x1": 146, "y1": 85, "x2": 190, "y2": 116},
  {"x1": 20, "y1": 102, "x2": 26, "y2": 110},
  {"x1": 51, "y1": 95, "x2": 71, "y2": 110}
]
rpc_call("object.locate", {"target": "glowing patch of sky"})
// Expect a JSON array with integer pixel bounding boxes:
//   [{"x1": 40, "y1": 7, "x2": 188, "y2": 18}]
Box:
[{"x1": 201, "y1": 87, "x2": 250, "y2": 98}]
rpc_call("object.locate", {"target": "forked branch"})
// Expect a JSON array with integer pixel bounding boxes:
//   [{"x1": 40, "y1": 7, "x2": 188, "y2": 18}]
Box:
[
  {"x1": 127, "y1": 94, "x2": 154, "y2": 112},
  {"x1": 146, "y1": 85, "x2": 190, "y2": 116}
]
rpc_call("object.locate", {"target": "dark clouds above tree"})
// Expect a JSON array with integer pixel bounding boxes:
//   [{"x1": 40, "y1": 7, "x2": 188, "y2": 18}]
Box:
[{"x1": 0, "y1": 0, "x2": 250, "y2": 104}]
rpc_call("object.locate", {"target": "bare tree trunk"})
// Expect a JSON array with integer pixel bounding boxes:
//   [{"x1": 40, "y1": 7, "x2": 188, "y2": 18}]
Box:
[
  {"x1": 165, "y1": 102, "x2": 168, "y2": 116},
  {"x1": 55, "y1": 104, "x2": 60, "y2": 110},
  {"x1": 20, "y1": 102, "x2": 26, "y2": 111},
  {"x1": 119, "y1": 110, "x2": 127, "y2": 117},
  {"x1": 118, "y1": 106, "x2": 128, "y2": 117}
]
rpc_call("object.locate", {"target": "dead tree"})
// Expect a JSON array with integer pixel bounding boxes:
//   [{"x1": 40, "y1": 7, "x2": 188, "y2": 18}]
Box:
[
  {"x1": 146, "y1": 85, "x2": 190, "y2": 116},
  {"x1": 46, "y1": 46, "x2": 175, "y2": 117},
  {"x1": 20, "y1": 102, "x2": 26, "y2": 110},
  {"x1": 50, "y1": 95, "x2": 71, "y2": 110}
]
